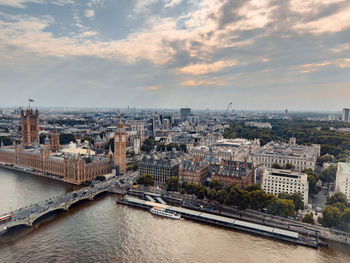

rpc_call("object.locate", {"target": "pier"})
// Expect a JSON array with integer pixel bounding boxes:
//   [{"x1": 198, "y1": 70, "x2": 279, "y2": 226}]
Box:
[{"x1": 117, "y1": 195, "x2": 323, "y2": 249}]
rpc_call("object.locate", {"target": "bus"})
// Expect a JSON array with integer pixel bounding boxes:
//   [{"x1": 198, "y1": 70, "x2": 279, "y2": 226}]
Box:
[{"x1": 0, "y1": 214, "x2": 12, "y2": 224}]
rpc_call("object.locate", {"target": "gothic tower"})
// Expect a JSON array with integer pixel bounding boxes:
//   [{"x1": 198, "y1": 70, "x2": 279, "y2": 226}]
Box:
[
  {"x1": 21, "y1": 108, "x2": 40, "y2": 147},
  {"x1": 50, "y1": 124, "x2": 60, "y2": 152},
  {"x1": 114, "y1": 120, "x2": 126, "y2": 173}
]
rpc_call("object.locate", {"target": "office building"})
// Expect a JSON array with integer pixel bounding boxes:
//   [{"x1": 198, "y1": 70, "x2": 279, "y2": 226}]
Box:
[
  {"x1": 342, "y1": 108, "x2": 350, "y2": 122},
  {"x1": 261, "y1": 168, "x2": 309, "y2": 205},
  {"x1": 180, "y1": 108, "x2": 191, "y2": 121},
  {"x1": 335, "y1": 162, "x2": 350, "y2": 201}
]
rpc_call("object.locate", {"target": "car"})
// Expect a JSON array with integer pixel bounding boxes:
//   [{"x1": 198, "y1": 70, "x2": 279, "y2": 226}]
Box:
[
  {"x1": 73, "y1": 193, "x2": 78, "y2": 198},
  {"x1": 315, "y1": 207, "x2": 322, "y2": 213}
]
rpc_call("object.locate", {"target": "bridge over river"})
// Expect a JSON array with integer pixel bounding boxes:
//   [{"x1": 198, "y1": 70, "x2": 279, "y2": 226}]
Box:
[{"x1": 0, "y1": 178, "x2": 125, "y2": 235}]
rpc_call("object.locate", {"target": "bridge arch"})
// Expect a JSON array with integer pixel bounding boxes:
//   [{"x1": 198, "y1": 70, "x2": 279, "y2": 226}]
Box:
[{"x1": 31, "y1": 207, "x2": 67, "y2": 225}]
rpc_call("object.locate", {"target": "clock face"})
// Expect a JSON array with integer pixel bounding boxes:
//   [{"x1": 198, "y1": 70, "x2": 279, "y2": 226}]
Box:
[
  {"x1": 122, "y1": 136, "x2": 126, "y2": 142},
  {"x1": 115, "y1": 137, "x2": 119, "y2": 142}
]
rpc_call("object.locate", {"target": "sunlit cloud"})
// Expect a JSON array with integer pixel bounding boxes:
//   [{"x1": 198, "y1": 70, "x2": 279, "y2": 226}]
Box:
[
  {"x1": 178, "y1": 60, "x2": 237, "y2": 75},
  {"x1": 137, "y1": 85, "x2": 160, "y2": 90},
  {"x1": 299, "y1": 58, "x2": 350, "y2": 73},
  {"x1": 181, "y1": 79, "x2": 227, "y2": 87}
]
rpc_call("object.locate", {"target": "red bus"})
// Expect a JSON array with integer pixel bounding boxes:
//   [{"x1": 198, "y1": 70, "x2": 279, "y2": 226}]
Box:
[{"x1": 0, "y1": 214, "x2": 12, "y2": 224}]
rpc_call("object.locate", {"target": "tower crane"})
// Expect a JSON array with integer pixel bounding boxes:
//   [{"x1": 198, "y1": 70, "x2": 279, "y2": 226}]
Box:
[{"x1": 225, "y1": 102, "x2": 232, "y2": 118}]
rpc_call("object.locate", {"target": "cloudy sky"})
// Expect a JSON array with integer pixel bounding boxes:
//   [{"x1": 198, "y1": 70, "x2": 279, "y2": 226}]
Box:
[{"x1": 0, "y1": 0, "x2": 349, "y2": 110}]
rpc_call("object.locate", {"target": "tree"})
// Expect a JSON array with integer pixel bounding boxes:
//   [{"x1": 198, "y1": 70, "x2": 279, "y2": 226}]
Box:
[
  {"x1": 302, "y1": 213, "x2": 315, "y2": 224},
  {"x1": 215, "y1": 189, "x2": 228, "y2": 204},
  {"x1": 267, "y1": 199, "x2": 295, "y2": 217},
  {"x1": 319, "y1": 205, "x2": 342, "y2": 227},
  {"x1": 209, "y1": 179, "x2": 223, "y2": 191},
  {"x1": 167, "y1": 176, "x2": 179, "y2": 191},
  {"x1": 272, "y1": 163, "x2": 283, "y2": 169},
  {"x1": 317, "y1": 155, "x2": 334, "y2": 166},
  {"x1": 136, "y1": 174, "x2": 154, "y2": 187},
  {"x1": 341, "y1": 208, "x2": 350, "y2": 225},
  {"x1": 278, "y1": 192, "x2": 304, "y2": 211},
  {"x1": 249, "y1": 190, "x2": 268, "y2": 210},
  {"x1": 141, "y1": 137, "x2": 155, "y2": 152},
  {"x1": 284, "y1": 163, "x2": 295, "y2": 170},
  {"x1": 59, "y1": 133, "x2": 76, "y2": 145},
  {"x1": 326, "y1": 192, "x2": 348, "y2": 206},
  {"x1": 320, "y1": 165, "x2": 337, "y2": 183},
  {"x1": 244, "y1": 184, "x2": 261, "y2": 192}
]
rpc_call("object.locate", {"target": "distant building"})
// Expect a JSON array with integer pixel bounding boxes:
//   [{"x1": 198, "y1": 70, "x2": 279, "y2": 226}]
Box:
[
  {"x1": 114, "y1": 122, "x2": 127, "y2": 173},
  {"x1": 342, "y1": 108, "x2": 350, "y2": 122},
  {"x1": 261, "y1": 168, "x2": 309, "y2": 205},
  {"x1": 139, "y1": 151, "x2": 184, "y2": 184},
  {"x1": 245, "y1": 121, "x2": 272, "y2": 129},
  {"x1": 180, "y1": 108, "x2": 191, "y2": 121},
  {"x1": 250, "y1": 138, "x2": 320, "y2": 171},
  {"x1": 179, "y1": 159, "x2": 209, "y2": 184},
  {"x1": 211, "y1": 160, "x2": 255, "y2": 188},
  {"x1": 335, "y1": 162, "x2": 350, "y2": 201},
  {"x1": 21, "y1": 108, "x2": 39, "y2": 146}
]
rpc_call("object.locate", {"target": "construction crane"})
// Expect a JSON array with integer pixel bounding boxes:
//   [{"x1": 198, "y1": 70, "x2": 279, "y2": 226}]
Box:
[{"x1": 225, "y1": 102, "x2": 232, "y2": 118}]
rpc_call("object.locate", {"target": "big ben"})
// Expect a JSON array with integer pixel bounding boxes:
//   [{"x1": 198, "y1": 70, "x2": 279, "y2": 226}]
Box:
[{"x1": 114, "y1": 121, "x2": 126, "y2": 173}]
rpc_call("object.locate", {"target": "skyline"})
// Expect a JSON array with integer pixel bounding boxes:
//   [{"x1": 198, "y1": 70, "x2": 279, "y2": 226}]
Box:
[{"x1": 0, "y1": 0, "x2": 350, "y2": 110}]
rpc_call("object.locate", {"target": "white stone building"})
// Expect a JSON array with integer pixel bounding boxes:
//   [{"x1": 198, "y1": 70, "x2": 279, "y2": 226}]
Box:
[
  {"x1": 188, "y1": 138, "x2": 260, "y2": 162},
  {"x1": 335, "y1": 162, "x2": 350, "y2": 201},
  {"x1": 261, "y1": 168, "x2": 309, "y2": 205},
  {"x1": 250, "y1": 138, "x2": 320, "y2": 172}
]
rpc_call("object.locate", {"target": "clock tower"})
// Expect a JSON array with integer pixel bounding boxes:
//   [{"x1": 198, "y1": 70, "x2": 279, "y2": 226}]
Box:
[{"x1": 114, "y1": 121, "x2": 126, "y2": 173}]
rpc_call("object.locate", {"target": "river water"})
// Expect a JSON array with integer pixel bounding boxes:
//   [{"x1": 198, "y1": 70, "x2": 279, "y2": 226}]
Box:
[{"x1": 0, "y1": 167, "x2": 349, "y2": 263}]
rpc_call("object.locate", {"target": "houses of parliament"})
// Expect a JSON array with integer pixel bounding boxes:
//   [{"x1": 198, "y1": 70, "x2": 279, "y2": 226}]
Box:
[{"x1": 0, "y1": 108, "x2": 126, "y2": 185}]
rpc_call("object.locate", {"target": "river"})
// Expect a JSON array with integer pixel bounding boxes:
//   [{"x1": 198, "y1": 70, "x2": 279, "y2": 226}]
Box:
[{"x1": 0, "y1": 167, "x2": 349, "y2": 263}]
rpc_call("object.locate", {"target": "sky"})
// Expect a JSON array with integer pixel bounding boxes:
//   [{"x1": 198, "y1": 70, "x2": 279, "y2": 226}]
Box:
[{"x1": 0, "y1": 0, "x2": 349, "y2": 111}]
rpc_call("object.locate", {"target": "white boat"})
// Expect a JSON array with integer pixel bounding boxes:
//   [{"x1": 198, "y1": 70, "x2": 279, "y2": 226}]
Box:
[{"x1": 149, "y1": 207, "x2": 181, "y2": 219}]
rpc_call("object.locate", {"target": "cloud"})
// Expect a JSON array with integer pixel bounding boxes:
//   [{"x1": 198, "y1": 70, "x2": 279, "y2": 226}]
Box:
[
  {"x1": 85, "y1": 9, "x2": 95, "y2": 19},
  {"x1": 0, "y1": 0, "x2": 43, "y2": 8},
  {"x1": 164, "y1": 0, "x2": 183, "y2": 8},
  {"x1": 0, "y1": 0, "x2": 74, "y2": 8},
  {"x1": 299, "y1": 58, "x2": 350, "y2": 73},
  {"x1": 293, "y1": 4, "x2": 350, "y2": 34},
  {"x1": 137, "y1": 85, "x2": 160, "y2": 90},
  {"x1": 181, "y1": 79, "x2": 227, "y2": 86},
  {"x1": 178, "y1": 60, "x2": 236, "y2": 75}
]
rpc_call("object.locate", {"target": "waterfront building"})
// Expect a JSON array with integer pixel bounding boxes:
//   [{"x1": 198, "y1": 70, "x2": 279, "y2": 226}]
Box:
[
  {"x1": 0, "y1": 144, "x2": 112, "y2": 185},
  {"x1": 211, "y1": 160, "x2": 255, "y2": 188},
  {"x1": 179, "y1": 159, "x2": 209, "y2": 184},
  {"x1": 21, "y1": 108, "x2": 39, "y2": 146},
  {"x1": 261, "y1": 168, "x2": 309, "y2": 205},
  {"x1": 335, "y1": 162, "x2": 350, "y2": 201},
  {"x1": 114, "y1": 121, "x2": 127, "y2": 173},
  {"x1": 250, "y1": 138, "x2": 320, "y2": 171},
  {"x1": 342, "y1": 108, "x2": 350, "y2": 122},
  {"x1": 139, "y1": 151, "x2": 185, "y2": 184}
]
